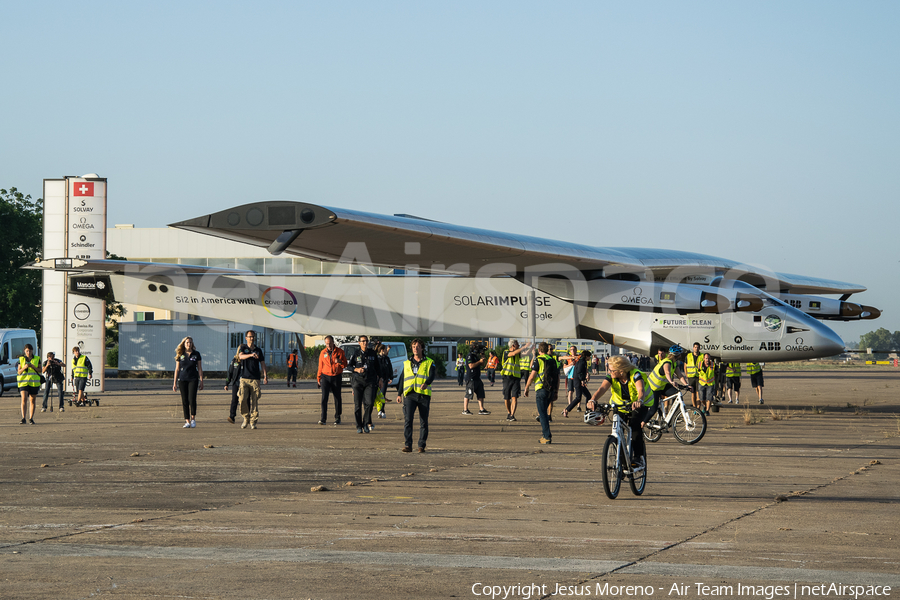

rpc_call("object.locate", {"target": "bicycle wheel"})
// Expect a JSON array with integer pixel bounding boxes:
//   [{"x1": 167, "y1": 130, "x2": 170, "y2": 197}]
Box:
[
  {"x1": 642, "y1": 413, "x2": 663, "y2": 443},
  {"x1": 673, "y1": 407, "x2": 707, "y2": 444},
  {"x1": 601, "y1": 436, "x2": 622, "y2": 499},
  {"x1": 629, "y1": 448, "x2": 647, "y2": 496}
]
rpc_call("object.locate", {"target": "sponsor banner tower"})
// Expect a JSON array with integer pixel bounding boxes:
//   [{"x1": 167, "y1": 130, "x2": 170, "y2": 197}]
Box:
[{"x1": 42, "y1": 175, "x2": 107, "y2": 392}]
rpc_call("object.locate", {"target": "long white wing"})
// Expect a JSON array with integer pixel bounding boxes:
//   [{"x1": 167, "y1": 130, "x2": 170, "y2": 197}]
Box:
[{"x1": 170, "y1": 201, "x2": 866, "y2": 295}]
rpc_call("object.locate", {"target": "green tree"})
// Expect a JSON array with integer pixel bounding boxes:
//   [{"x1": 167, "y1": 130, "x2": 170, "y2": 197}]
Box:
[
  {"x1": 0, "y1": 188, "x2": 42, "y2": 334},
  {"x1": 105, "y1": 251, "x2": 128, "y2": 349},
  {"x1": 858, "y1": 328, "x2": 896, "y2": 352}
]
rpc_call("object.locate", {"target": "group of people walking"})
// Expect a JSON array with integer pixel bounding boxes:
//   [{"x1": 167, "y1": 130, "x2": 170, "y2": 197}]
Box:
[
  {"x1": 18, "y1": 334, "x2": 763, "y2": 464},
  {"x1": 16, "y1": 345, "x2": 94, "y2": 424}
]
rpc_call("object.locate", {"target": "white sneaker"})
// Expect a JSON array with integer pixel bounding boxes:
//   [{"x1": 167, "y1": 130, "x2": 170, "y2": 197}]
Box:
[
  {"x1": 183, "y1": 422, "x2": 191, "y2": 428},
  {"x1": 190, "y1": 419, "x2": 196, "y2": 428},
  {"x1": 378, "y1": 411, "x2": 386, "y2": 419}
]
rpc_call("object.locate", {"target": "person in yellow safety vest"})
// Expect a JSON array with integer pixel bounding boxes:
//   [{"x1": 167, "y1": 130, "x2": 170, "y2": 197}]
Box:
[
  {"x1": 725, "y1": 362, "x2": 742, "y2": 404},
  {"x1": 17, "y1": 343, "x2": 41, "y2": 425},
  {"x1": 683, "y1": 342, "x2": 703, "y2": 409},
  {"x1": 647, "y1": 345, "x2": 690, "y2": 414},
  {"x1": 518, "y1": 345, "x2": 533, "y2": 381},
  {"x1": 455, "y1": 354, "x2": 466, "y2": 387},
  {"x1": 499, "y1": 340, "x2": 530, "y2": 421},
  {"x1": 70, "y1": 346, "x2": 93, "y2": 407},
  {"x1": 395, "y1": 338, "x2": 435, "y2": 453},
  {"x1": 587, "y1": 355, "x2": 654, "y2": 468},
  {"x1": 523, "y1": 342, "x2": 560, "y2": 444},
  {"x1": 746, "y1": 362, "x2": 764, "y2": 405},
  {"x1": 697, "y1": 353, "x2": 716, "y2": 416}
]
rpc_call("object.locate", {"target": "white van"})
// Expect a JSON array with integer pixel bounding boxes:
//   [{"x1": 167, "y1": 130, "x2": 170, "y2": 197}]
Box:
[
  {"x1": 340, "y1": 341, "x2": 409, "y2": 387},
  {"x1": 0, "y1": 329, "x2": 39, "y2": 396}
]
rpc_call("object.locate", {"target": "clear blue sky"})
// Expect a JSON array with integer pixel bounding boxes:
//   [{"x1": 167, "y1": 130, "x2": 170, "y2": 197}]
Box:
[{"x1": 3, "y1": 1, "x2": 898, "y2": 344}]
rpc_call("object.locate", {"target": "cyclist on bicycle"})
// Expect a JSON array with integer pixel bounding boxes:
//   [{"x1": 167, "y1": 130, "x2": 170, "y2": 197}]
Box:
[
  {"x1": 648, "y1": 344, "x2": 690, "y2": 414},
  {"x1": 587, "y1": 355, "x2": 654, "y2": 467}
]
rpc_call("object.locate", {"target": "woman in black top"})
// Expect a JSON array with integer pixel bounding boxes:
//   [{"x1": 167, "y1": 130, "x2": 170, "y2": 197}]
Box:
[{"x1": 173, "y1": 337, "x2": 203, "y2": 428}]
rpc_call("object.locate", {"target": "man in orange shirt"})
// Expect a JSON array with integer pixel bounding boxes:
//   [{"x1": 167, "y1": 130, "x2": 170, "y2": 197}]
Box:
[
  {"x1": 485, "y1": 351, "x2": 500, "y2": 386},
  {"x1": 317, "y1": 336, "x2": 348, "y2": 425},
  {"x1": 286, "y1": 349, "x2": 299, "y2": 388}
]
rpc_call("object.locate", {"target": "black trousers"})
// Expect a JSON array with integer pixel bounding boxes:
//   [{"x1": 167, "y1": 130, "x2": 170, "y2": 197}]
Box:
[
  {"x1": 403, "y1": 392, "x2": 430, "y2": 449},
  {"x1": 179, "y1": 379, "x2": 199, "y2": 420},
  {"x1": 629, "y1": 404, "x2": 657, "y2": 461},
  {"x1": 229, "y1": 383, "x2": 240, "y2": 419},
  {"x1": 352, "y1": 380, "x2": 377, "y2": 428},
  {"x1": 564, "y1": 380, "x2": 590, "y2": 413},
  {"x1": 320, "y1": 375, "x2": 342, "y2": 422},
  {"x1": 287, "y1": 367, "x2": 298, "y2": 385}
]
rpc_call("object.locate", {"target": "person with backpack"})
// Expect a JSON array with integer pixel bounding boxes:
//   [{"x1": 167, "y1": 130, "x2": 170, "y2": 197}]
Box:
[{"x1": 522, "y1": 342, "x2": 559, "y2": 445}]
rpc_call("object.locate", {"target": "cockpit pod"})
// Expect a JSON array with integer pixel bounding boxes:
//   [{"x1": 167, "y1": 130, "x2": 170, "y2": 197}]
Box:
[{"x1": 717, "y1": 281, "x2": 845, "y2": 362}]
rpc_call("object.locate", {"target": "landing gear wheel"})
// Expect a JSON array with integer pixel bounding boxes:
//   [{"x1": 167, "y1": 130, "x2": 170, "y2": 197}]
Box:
[
  {"x1": 673, "y1": 408, "x2": 707, "y2": 444},
  {"x1": 601, "y1": 436, "x2": 622, "y2": 500},
  {"x1": 643, "y1": 413, "x2": 663, "y2": 442}
]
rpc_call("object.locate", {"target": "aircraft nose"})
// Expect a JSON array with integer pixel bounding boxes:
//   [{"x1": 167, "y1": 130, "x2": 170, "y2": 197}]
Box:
[{"x1": 809, "y1": 320, "x2": 845, "y2": 357}]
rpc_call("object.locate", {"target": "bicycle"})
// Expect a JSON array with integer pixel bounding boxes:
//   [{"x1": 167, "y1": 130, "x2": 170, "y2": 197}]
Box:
[
  {"x1": 585, "y1": 404, "x2": 646, "y2": 499},
  {"x1": 642, "y1": 385, "x2": 706, "y2": 445}
]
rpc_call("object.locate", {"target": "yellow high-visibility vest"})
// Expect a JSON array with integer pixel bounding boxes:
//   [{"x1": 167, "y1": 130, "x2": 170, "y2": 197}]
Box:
[
  {"x1": 684, "y1": 352, "x2": 702, "y2": 378},
  {"x1": 698, "y1": 365, "x2": 715, "y2": 387},
  {"x1": 534, "y1": 356, "x2": 554, "y2": 391},
  {"x1": 501, "y1": 350, "x2": 520, "y2": 378},
  {"x1": 402, "y1": 358, "x2": 434, "y2": 396},
  {"x1": 72, "y1": 355, "x2": 90, "y2": 378},
  {"x1": 648, "y1": 358, "x2": 675, "y2": 392},
  {"x1": 18, "y1": 356, "x2": 41, "y2": 386},
  {"x1": 608, "y1": 368, "x2": 651, "y2": 410}
]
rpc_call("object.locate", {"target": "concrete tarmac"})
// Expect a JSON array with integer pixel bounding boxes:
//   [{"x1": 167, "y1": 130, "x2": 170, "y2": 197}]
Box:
[{"x1": 1, "y1": 368, "x2": 898, "y2": 599}]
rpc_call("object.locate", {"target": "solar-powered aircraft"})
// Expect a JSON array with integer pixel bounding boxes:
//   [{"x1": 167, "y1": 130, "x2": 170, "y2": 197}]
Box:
[{"x1": 31, "y1": 201, "x2": 881, "y2": 361}]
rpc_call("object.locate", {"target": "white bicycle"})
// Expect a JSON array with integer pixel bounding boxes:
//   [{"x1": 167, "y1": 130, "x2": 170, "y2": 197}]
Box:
[
  {"x1": 642, "y1": 385, "x2": 707, "y2": 445},
  {"x1": 585, "y1": 404, "x2": 646, "y2": 499}
]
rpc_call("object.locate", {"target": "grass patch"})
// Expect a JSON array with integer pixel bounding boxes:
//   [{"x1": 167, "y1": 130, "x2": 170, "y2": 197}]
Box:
[{"x1": 742, "y1": 406, "x2": 764, "y2": 426}]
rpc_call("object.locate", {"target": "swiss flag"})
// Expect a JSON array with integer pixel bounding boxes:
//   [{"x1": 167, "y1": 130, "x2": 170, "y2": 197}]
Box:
[{"x1": 73, "y1": 182, "x2": 94, "y2": 196}]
